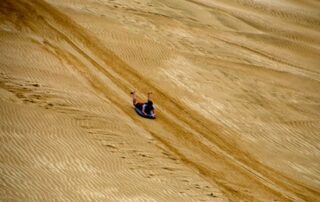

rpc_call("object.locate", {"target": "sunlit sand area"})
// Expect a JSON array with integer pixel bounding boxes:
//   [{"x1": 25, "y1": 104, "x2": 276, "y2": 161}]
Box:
[{"x1": 1, "y1": 0, "x2": 320, "y2": 201}]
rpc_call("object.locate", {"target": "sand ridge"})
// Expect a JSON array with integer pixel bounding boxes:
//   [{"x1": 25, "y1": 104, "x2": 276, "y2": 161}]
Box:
[{"x1": 1, "y1": 0, "x2": 320, "y2": 201}]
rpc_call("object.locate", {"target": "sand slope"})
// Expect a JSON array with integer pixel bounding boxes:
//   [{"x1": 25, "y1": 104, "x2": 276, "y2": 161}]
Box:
[{"x1": 1, "y1": 0, "x2": 319, "y2": 201}]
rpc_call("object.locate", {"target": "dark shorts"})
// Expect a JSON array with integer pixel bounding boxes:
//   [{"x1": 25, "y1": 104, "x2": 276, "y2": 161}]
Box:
[{"x1": 134, "y1": 103, "x2": 144, "y2": 111}]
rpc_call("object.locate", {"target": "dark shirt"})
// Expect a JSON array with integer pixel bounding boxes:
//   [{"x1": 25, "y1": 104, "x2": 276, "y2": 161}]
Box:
[{"x1": 143, "y1": 103, "x2": 154, "y2": 114}]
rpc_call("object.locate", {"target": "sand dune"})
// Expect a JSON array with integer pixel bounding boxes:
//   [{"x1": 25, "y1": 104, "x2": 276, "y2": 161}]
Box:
[{"x1": 1, "y1": 0, "x2": 319, "y2": 201}]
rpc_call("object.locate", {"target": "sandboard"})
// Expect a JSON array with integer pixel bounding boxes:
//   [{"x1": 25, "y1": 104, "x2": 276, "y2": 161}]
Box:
[{"x1": 134, "y1": 107, "x2": 156, "y2": 119}]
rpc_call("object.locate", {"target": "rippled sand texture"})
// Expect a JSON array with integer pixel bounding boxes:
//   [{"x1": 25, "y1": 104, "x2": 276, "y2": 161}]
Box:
[{"x1": 1, "y1": 0, "x2": 319, "y2": 201}]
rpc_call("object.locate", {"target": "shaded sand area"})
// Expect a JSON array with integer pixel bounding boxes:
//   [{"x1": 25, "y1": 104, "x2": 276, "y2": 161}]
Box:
[{"x1": 1, "y1": 0, "x2": 320, "y2": 201}]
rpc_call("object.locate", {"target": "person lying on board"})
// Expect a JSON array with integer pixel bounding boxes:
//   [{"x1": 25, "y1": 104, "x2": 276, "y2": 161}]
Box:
[{"x1": 130, "y1": 91, "x2": 156, "y2": 118}]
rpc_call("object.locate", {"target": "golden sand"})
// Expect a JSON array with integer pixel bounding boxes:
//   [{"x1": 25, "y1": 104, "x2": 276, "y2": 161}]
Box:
[{"x1": 1, "y1": 0, "x2": 319, "y2": 201}]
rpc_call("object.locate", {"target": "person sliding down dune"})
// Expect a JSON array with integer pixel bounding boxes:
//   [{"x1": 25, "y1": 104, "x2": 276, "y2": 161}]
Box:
[{"x1": 131, "y1": 91, "x2": 156, "y2": 119}]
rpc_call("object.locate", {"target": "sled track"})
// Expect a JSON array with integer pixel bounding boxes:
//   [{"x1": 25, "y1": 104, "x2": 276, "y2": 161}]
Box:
[{"x1": 3, "y1": 0, "x2": 319, "y2": 201}]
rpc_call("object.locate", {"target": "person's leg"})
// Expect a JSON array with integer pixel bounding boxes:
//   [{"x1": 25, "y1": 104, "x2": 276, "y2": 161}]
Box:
[{"x1": 131, "y1": 91, "x2": 137, "y2": 106}]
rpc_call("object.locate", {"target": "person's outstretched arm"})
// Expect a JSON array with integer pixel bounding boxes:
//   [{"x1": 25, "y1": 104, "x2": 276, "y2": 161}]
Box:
[{"x1": 147, "y1": 92, "x2": 152, "y2": 101}]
